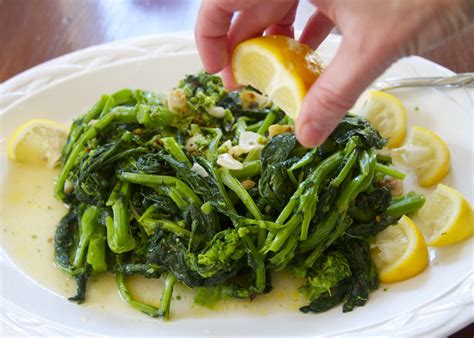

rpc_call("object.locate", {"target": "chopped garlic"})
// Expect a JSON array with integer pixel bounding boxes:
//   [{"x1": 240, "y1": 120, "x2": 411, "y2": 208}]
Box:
[
  {"x1": 167, "y1": 88, "x2": 187, "y2": 113},
  {"x1": 218, "y1": 140, "x2": 233, "y2": 153},
  {"x1": 382, "y1": 176, "x2": 404, "y2": 196},
  {"x1": 228, "y1": 145, "x2": 245, "y2": 157},
  {"x1": 185, "y1": 134, "x2": 206, "y2": 153},
  {"x1": 241, "y1": 179, "x2": 256, "y2": 190},
  {"x1": 240, "y1": 90, "x2": 271, "y2": 110},
  {"x1": 207, "y1": 106, "x2": 226, "y2": 118},
  {"x1": 268, "y1": 124, "x2": 294, "y2": 139},
  {"x1": 191, "y1": 162, "x2": 209, "y2": 178},
  {"x1": 217, "y1": 153, "x2": 243, "y2": 170},
  {"x1": 238, "y1": 131, "x2": 266, "y2": 152},
  {"x1": 64, "y1": 179, "x2": 74, "y2": 194}
]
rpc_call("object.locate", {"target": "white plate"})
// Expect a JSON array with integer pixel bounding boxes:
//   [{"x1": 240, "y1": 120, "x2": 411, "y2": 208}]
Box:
[{"x1": 0, "y1": 33, "x2": 473, "y2": 337}]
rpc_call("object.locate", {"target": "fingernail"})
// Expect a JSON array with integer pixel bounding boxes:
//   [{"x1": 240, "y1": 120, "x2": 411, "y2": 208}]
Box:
[{"x1": 297, "y1": 121, "x2": 324, "y2": 148}]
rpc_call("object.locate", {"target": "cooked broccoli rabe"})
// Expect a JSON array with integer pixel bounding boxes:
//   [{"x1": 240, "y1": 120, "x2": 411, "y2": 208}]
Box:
[{"x1": 53, "y1": 71, "x2": 424, "y2": 319}]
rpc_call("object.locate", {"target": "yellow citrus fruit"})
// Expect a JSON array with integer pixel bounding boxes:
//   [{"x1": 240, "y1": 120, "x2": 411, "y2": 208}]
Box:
[
  {"x1": 418, "y1": 184, "x2": 473, "y2": 246},
  {"x1": 371, "y1": 215, "x2": 429, "y2": 283},
  {"x1": 356, "y1": 90, "x2": 406, "y2": 148},
  {"x1": 7, "y1": 118, "x2": 68, "y2": 168},
  {"x1": 232, "y1": 35, "x2": 324, "y2": 119},
  {"x1": 397, "y1": 126, "x2": 450, "y2": 187}
]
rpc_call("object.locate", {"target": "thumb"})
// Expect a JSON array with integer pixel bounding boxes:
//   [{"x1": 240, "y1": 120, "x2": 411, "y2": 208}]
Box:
[{"x1": 295, "y1": 41, "x2": 391, "y2": 147}]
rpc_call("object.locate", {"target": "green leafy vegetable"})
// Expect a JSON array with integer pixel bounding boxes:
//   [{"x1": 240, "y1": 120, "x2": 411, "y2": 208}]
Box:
[{"x1": 53, "y1": 71, "x2": 424, "y2": 319}]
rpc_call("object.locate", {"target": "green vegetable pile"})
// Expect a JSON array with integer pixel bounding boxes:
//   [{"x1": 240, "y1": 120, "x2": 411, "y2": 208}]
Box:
[{"x1": 53, "y1": 71, "x2": 424, "y2": 319}]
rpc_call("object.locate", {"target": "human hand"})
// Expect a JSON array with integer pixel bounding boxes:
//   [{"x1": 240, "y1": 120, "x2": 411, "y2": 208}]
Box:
[
  {"x1": 195, "y1": 0, "x2": 473, "y2": 147},
  {"x1": 195, "y1": 0, "x2": 299, "y2": 89}
]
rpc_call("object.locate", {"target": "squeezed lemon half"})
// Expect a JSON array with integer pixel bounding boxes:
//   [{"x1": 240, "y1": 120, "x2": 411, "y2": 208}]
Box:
[
  {"x1": 372, "y1": 215, "x2": 429, "y2": 283},
  {"x1": 396, "y1": 126, "x2": 451, "y2": 187},
  {"x1": 7, "y1": 118, "x2": 68, "y2": 168},
  {"x1": 418, "y1": 184, "x2": 473, "y2": 246},
  {"x1": 356, "y1": 90, "x2": 406, "y2": 148}
]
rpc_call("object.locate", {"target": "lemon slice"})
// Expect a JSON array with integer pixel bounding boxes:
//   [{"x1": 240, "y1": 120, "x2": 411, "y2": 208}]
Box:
[
  {"x1": 397, "y1": 126, "x2": 450, "y2": 187},
  {"x1": 7, "y1": 118, "x2": 68, "y2": 168},
  {"x1": 371, "y1": 215, "x2": 429, "y2": 283},
  {"x1": 232, "y1": 35, "x2": 324, "y2": 119},
  {"x1": 418, "y1": 184, "x2": 473, "y2": 246},
  {"x1": 356, "y1": 90, "x2": 406, "y2": 148}
]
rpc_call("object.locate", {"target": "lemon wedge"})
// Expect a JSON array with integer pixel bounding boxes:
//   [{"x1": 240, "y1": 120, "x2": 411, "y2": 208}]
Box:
[
  {"x1": 371, "y1": 215, "x2": 429, "y2": 283},
  {"x1": 396, "y1": 126, "x2": 450, "y2": 187},
  {"x1": 356, "y1": 90, "x2": 406, "y2": 148},
  {"x1": 232, "y1": 35, "x2": 324, "y2": 119},
  {"x1": 418, "y1": 184, "x2": 473, "y2": 246},
  {"x1": 7, "y1": 118, "x2": 68, "y2": 168}
]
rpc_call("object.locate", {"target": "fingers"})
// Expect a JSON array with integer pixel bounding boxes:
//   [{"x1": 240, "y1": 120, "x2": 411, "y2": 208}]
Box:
[
  {"x1": 296, "y1": 41, "x2": 390, "y2": 147},
  {"x1": 222, "y1": 1, "x2": 297, "y2": 88},
  {"x1": 227, "y1": 1, "x2": 297, "y2": 50},
  {"x1": 299, "y1": 10, "x2": 334, "y2": 49},
  {"x1": 194, "y1": 1, "x2": 235, "y2": 73},
  {"x1": 265, "y1": 1, "x2": 299, "y2": 38},
  {"x1": 220, "y1": 63, "x2": 241, "y2": 91},
  {"x1": 195, "y1": 0, "x2": 297, "y2": 88}
]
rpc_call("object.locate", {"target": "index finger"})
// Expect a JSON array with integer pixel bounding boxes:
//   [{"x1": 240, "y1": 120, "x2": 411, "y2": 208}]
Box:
[{"x1": 195, "y1": 1, "x2": 247, "y2": 74}]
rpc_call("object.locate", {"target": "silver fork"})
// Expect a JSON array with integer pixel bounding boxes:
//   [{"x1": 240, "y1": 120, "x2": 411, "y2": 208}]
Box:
[{"x1": 371, "y1": 72, "x2": 474, "y2": 91}]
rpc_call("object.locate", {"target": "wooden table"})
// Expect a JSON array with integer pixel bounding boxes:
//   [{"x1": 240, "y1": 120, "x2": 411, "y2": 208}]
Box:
[{"x1": 1, "y1": 0, "x2": 473, "y2": 336}]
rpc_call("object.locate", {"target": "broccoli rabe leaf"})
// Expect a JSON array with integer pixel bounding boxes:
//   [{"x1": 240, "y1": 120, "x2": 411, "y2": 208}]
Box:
[
  {"x1": 299, "y1": 251, "x2": 352, "y2": 302},
  {"x1": 329, "y1": 115, "x2": 386, "y2": 150},
  {"x1": 187, "y1": 229, "x2": 246, "y2": 278},
  {"x1": 258, "y1": 133, "x2": 297, "y2": 211},
  {"x1": 339, "y1": 237, "x2": 379, "y2": 312},
  {"x1": 299, "y1": 238, "x2": 378, "y2": 313}
]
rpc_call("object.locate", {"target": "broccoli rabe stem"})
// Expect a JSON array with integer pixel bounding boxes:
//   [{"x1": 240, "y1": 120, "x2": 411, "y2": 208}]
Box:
[
  {"x1": 159, "y1": 273, "x2": 177, "y2": 320},
  {"x1": 198, "y1": 159, "x2": 236, "y2": 210},
  {"x1": 140, "y1": 218, "x2": 191, "y2": 239},
  {"x1": 206, "y1": 166, "x2": 266, "y2": 293},
  {"x1": 242, "y1": 236, "x2": 266, "y2": 293},
  {"x1": 374, "y1": 162, "x2": 406, "y2": 179},
  {"x1": 86, "y1": 223, "x2": 107, "y2": 272},
  {"x1": 118, "y1": 172, "x2": 202, "y2": 206},
  {"x1": 257, "y1": 111, "x2": 277, "y2": 135},
  {"x1": 72, "y1": 205, "x2": 99, "y2": 268},
  {"x1": 356, "y1": 150, "x2": 377, "y2": 195},
  {"x1": 263, "y1": 214, "x2": 301, "y2": 253},
  {"x1": 244, "y1": 149, "x2": 261, "y2": 162},
  {"x1": 299, "y1": 210, "x2": 339, "y2": 253},
  {"x1": 304, "y1": 215, "x2": 352, "y2": 268},
  {"x1": 331, "y1": 149, "x2": 358, "y2": 187},
  {"x1": 219, "y1": 169, "x2": 263, "y2": 220},
  {"x1": 56, "y1": 108, "x2": 139, "y2": 199},
  {"x1": 268, "y1": 235, "x2": 298, "y2": 270},
  {"x1": 99, "y1": 95, "x2": 118, "y2": 118},
  {"x1": 116, "y1": 273, "x2": 161, "y2": 317},
  {"x1": 276, "y1": 151, "x2": 344, "y2": 226},
  {"x1": 56, "y1": 113, "x2": 115, "y2": 199},
  {"x1": 300, "y1": 151, "x2": 374, "y2": 262},
  {"x1": 219, "y1": 168, "x2": 266, "y2": 247},
  {"x1": 62, "y1": 95, "x2": 108, "y2": 161},
  {"x1": 229, "y1": 160, "x2": 261, "y2": 180},
  {"x1": 105, "y1": 182, "x2": 137, "y2": 253},
  {"x1": 161, "y1": 137, "x2": 192, "y2": 167},
  {"x1": 287, "y1": 148, "x2": 319, "y2": 186},
  {"x1": 299, "y1": 149, "x2": 359, "y2": 241},
  {"x1": 386, "y1": 193, "x2": 425, "y2": 218},
  {"x1": 205, "y1": 128, "x2": 223, "y2": 163},
  {"x1": 167, "y1": 187, "x2": 189, "y2": 209}
]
